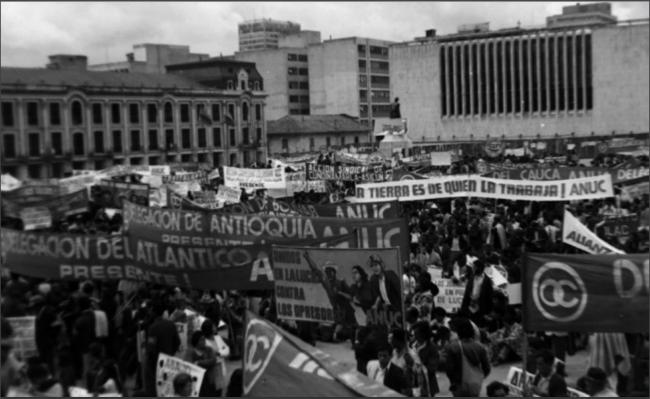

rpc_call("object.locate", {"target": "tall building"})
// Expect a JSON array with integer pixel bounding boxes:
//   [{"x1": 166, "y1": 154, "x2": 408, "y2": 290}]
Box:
[
  {"x1": 0, "y1": 56, "x2": 267, "y2": 179},
  {"x1": 389, "y1": 5, "x2": 649, "y2": 144},
  {"x1": 308, "y1": 37, "x2": 395, "y2": 129},
  {"x1": 238, "y1": 19, "x2": 301, "y2": 52},
  {"x1": 88, "y1": 43, "x2": 210, "y2": 74}
]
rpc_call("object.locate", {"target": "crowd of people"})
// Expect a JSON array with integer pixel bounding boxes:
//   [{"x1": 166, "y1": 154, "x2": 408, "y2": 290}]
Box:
[{"x1": 1, "y1": 147, "x2": 648, "y2": 397}]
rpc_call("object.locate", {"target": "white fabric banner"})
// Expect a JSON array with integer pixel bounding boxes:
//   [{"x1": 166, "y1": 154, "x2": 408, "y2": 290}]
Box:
[
  {"x1": 223, "y1": 166, "x2": 286, "y2": 190},
  {"x1": 216, "y1": 185, "x2": 242, "y2": 204},
  {"x1": 350, "y1": 174, "x2": 614, "y2": 203},
  {"x1": 562, "y1": 210, "x2": 625, "y2": 255}
]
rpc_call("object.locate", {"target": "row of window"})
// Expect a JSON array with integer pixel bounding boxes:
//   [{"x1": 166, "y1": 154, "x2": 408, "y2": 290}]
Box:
[
  {"x1": 2, "y1": 127, "x2": 264, "y2": 159},
  {"x1": 359, "y1": 104, "x2": 392, "y2": 118},
  {"x1": 288, "y1": 81, "x2": 309, "y2": 90},
  {"x1": 359, "y1": 75, "x2": 390, "y2": 88},
  {"x1": 287, "y1": 53, "x2": 308, "y2": 62},
  {"x1": 357, "y1": 44, "x2": 389, "y2": 58},
  {"x1": 287, "y1": 67, "x2": 309, "y2": 76},
  {"x1": 439, "y1": 31, "x2": 593, "y2": 117},
  {"x1": 280, "y1": 136, "x2": 361, "y2": 150},
  {"x1": 289, "y1": 95, "x2": 310, "y2": 104},
  {"x1": 358, "y1": 60, "x2": 389, "y2": 73},
  {"x1": 0, "y1": 101, "x2": 263, "y2": 127},
  {"x1": 359, "y1": 90, "x2": 391, "y2": 102},
  {"x1": 6, "y1": 150, "x2": 263, "y2": 179}
]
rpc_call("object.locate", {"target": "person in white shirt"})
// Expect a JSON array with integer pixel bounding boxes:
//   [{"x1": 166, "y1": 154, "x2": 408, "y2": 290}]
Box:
[{"x1": 585, "y1": 367, "x2": 619, "y2": 397}]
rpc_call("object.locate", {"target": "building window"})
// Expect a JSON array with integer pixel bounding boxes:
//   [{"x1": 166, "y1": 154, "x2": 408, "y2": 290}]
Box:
[
  {"x1": 372, "y1": 104, "x2": 391, "y2": 117},
  {"x1": 148, "y1": 129, "x2": 158, "y2": 150},
  {"x1": 299, "y1": 81, "x2": 309, "y2": 90},
  {"x1": 212, "y1": 152, "x2": 223, "y2": 167},
  {"x1": 370, "y1": 75, "x2": 389, "y2": 88},
  {"x1": 289, "y1": 95, "x2": 299, "y2": 103},
  {"x1": 359, "y1": 60, "x2": 367, "y2": 70},
  {"x1": 359, "y1": 75, "x2": 367, "y2": 87},
  {"x1": 288, "y1": 53, "x2": 298, "y2": 61},
  {"x1": 51, "y1": 132, "x2": 62, "y2": 155},
  {"x1": 131, "y1": 130, "x2": 141, "y2": 151},
  {"x1": 212, "y1": 104, "x2": 221, "y2": 122},
  {"x1": 180, "y1": 104, "x2": 190, "y2": 123},
  {"x1": 371, "y1": 90, "x2": 390, "y2": 102},
  {"x1": 181, "y1": 128, "x2": 191, "y2": 149},
  {"x1": 298, "y1": 54, "x2": 308, "y2": 62},
  {"x1": 229, "y1": 153, "x2": 237, "y2": 166},
  {"x1": 326, "y1": 137, "x2": 331, "y2": 148},
  {"x1": 49, "y1": 103, "x2": 60, "y2": 125},
  {"x1": 289, "y1": 81, "x2": 299, "y2": 89},
  {"x1": 288, "y1": 67, "x2": 298, "y2": 75},
  {"x1": 369, "y1": 45, "x2": 388, "y2": 58},
  {"x1": 299, "y1": 95, "x2": 309, "y2": 104},
  {"x1": 355, "y1": 136, "x2": 360, "y2": 145},
  {"x1": 254, "y1": 81, "x2": 261, "y2": 91},
  {"x1": 298, "y1": 68, "x2": 308, "y2": 76},
  {"x1": 71, "y1": 100, "x2": 83, "y2": 125},
  {"x1": 229, "y1": 128, "x2": 236, "y2": 146},
  {"x1": 130, "y1": 157, "x2": 143, "y2": 165},
  {"x1": 28, "y1": 165, "x2": 41, "y2": 179},
  {"x1": 164, "y1": 102, "x2": 174, "y2": 123},
  {"x1": 94, "y1": 131, "x2": 104, "y2": 153},
  {"x1": 242, "y1": 103, "x2": 249, "y2": 121},
  {"x1": 111, "y1": 103, "x2": 121, "y2": 124},
  {"x1": 112, "y1": 130, "x2": 123, "y2": 153},
  {"x1": 73, "y1": 132, "x2": 85, "y2": 155},
  {"x1": 227, "y1": 81, "x2": 234, "y2": 90},
  {"x1": 282, "y1": 138, "x2": 288, "y2": 151},
  {"x1": 95, "y1": 160, "x2": 105, "y2": 170},
  {"x1": 129, "y1": 103, "x2": 140, "y2": 124},
  {"x1": 370, "y1": 60, "x2": 389, "y2": 73},
  {"x1": 255, "y1": 104, "x2": 262, "y2": 121},
  {"x1": 51, "y1": 163, "x2": 63, "y2": 178},
  {"x1": 256, "y1": 127, "x2": 262, "y2": 141},
  {"x1": 360, "y1": 90, "x2": 368, "y2": 102},
  {"x1": 242, "y1": 127, "x2": 249, "y2": 144},
  {"x1": 227, "y1": 104, "x2": 235, "y2": 124},
  {"x1": 3, "y1": 134, "x2": 16, "y2": 158},
  {"x1": 147, "y1": 104, "x2": 158, "y2": 123},
  {"x1": 92, "y1": 103, "x2": 103, "y2": 124},
  {"x1": 165, "y1": 129, "x2": 175, "y2": 150},
  {"x1": 359, "y1": 104, "x2": 368, "y2": 118},
  {"x1": 212, "y1": 127, "x2": 222, "y2": 147},
  {"x1": 149, "y1": 156, "x2": 159, "y2": 165},
  {"x1": 1, "y1": 102, "x2": 14, "y2": 126},
  {"x1": 289, "y1": 109, "x2": 300, "y2": 115},
  {"x1": 27, "y1": 102, "x2": 39, "y2": 126},
  {"x1": 309, "y1": 137, "x2": 315, "y2": 151},
  {"x1": 340, "y1": 136, "x2": 345, "y2": 146},
  {"x1": 358, "y1": 44, "x2": 366, "y2": 55},
  {"x1": 198, "y1": 128, "x2": 206, "y2": 148},
  {"x1": 240, "y1": 80, "x2": 247, "y2": 90}
]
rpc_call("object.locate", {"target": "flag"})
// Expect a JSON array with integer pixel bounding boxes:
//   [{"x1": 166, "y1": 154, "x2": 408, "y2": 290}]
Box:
[
  {"x1": 562, "y1": 210, "x2": 625, "y2": 255},
  {"x1": 242, "y1": 311, "x2": 402, "y2": 397}
]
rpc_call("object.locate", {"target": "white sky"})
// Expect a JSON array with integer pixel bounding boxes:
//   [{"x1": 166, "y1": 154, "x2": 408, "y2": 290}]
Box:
[{"x1": 1, "y1": 1, "x2": 648, "y2": 67}]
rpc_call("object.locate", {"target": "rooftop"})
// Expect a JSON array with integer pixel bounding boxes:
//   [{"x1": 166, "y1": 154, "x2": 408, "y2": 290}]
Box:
[{"x1": 267, "y1": 114, "x2": 370, "y2": 136}]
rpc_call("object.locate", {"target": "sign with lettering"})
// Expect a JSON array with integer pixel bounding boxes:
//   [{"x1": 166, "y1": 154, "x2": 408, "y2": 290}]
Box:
[
  {"x1": 505, "y1": 366, "x2": 588, "y2": 397},
  {"x1": 215, "y1": 185, "x2": 241, "y2": 205},
  {"x1": 598, "y1": 215, "x2": 639, "y2": 246},
  {"x1": 92, "y1": 180, "x2": 149, "y2": 208},
  {"x1": 2, "y1": 189, "x2": 89, "y2": 221},
  {"x1": 6, "y1": 316, "x2": 37, "y2": 359},
  {"x1": 432, "y1": 278, "x2": 466, "y2": 314},
  {"x1": 305, "y1": 164, "x2": 392, "y2": 182},
  {"x1": 223, "y1": 166, "x2": 286, "y2": 190},
  {"x1": 272, "y1": 246, "x2": 403, "y2": 330},
  {"x1": 562, "y1": 210, "x2": 625, "y2": 255},
  {"x1": 19, "y1": 207, "x2": 52, "y2": 230},
  {"x1": 351, "y1": 174, "x2": 614, "y2": 203},
  {"x1": 156, "y1": 353, "x2": 205, "y2": 397}
]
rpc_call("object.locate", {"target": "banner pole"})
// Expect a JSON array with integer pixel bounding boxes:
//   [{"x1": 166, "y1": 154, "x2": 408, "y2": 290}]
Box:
[{"x1": 521, "y1": 330, "x2": 529, "y2": 395}]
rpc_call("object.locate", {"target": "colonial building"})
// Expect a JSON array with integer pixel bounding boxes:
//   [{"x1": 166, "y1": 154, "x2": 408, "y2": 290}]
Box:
[
  {"x1": 0, "y1": 55, "x2": 267, "y2": 179},
  {"x1": 389, "y1": 3, "x2": 649, "y2": 145},
  {"x1": 267, "y1": 114, "x2": 371, "y2": 157}
]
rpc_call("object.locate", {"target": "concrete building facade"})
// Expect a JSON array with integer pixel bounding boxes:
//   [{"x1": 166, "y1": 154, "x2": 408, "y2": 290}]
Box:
[
  {"x1": 88, "y1": 43, "x2": 209, "y2": 74},
  {"x1": 267, "y1": 114, "x2": 371, "y2": 156},
  {"x1": 390, "y1": 11, "x2": 649, "y2": 143},
  {"x1": 0, "y1": 57, "x2": 267, "y2": 179},
  {"x1": 238, "y1": 19, "x2": 301, "y2": 52},
  {"x1": 308, "y1": 37, "x2": 395, "y2": 128}
]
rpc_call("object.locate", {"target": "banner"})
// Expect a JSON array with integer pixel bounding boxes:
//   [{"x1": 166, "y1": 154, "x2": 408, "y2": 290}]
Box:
[
  {"x1": 485, "y1": 167, "x2": 607, "y2": 181},
  {"x1": 523, "y1": 254, "x2": 649, "y2": 332},
  {"x1": 92, "y1": 180, "x2": 149, "y2": 207},
  {"x1": 19, "y1": 207, "x2": 52, "y2": 230},
  {"x1": 242, "y1": 311, "x2": 401, "y2": 397},
  {"x1": 305, "y1": 164, "x2": 392, "y2": 182},
  {"x1": 562, "y1": 210, "x2": 625, "y2": 254},
  {"x1": 620, "y1": 180, "x2": 649, "y2": 201},
  {"x1": 216, "y1": 185, "x2": 241, "y2": 204},
  {"x1": 223, "y1": 166, "x2": 286, "y2": 190},
  {"x1": 156, "y1": 353, "x2": 205, "y2": 397},
  {"x1": 175, "y1": 322, "x2": 188, "y2": 358},
  {"x1": 2, "y1": 184, "x2": 62, "y2": 204},
  {"x1": 123, "y1": 201, "x2": 410, "y2": 263},
  {"x1": 3, "y1": 189, "x2": 89, "y2": 221},
  {"x1": 351, "y1": 174, "x2": 614, "y2": 203},
  {"x1": 1, "y1": 174, "x2": 22, "y2": 192},
  {"x1": 272, "y1": 246, "x2": 403, "y2": 330},
  {"x1": 162, "y1": 170, "x2": 208, "y2": 184},
  {"x1": 6, "y1": 316, "x2": 37, "y2": 359}
]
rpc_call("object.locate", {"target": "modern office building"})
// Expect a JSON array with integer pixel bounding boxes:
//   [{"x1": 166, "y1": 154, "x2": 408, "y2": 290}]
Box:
[
  {"x1": 308, "y1": 37, "x2": 396, "y2": 129},
  {"x1": 0, "y1": 55, "x2": 267, "y2": 179},
  {"x1": 238, "y1": 19, "x2": 301, "y2": 52},
  {"x1": 389, "y1": 2, "x2": 649, "y2": 145},
  {"x1": 88, "y1": 43, "x2": 210, "y2": 74},
  {"x1": 267, "y1": 114, "x2": 371, "y2": 156}
]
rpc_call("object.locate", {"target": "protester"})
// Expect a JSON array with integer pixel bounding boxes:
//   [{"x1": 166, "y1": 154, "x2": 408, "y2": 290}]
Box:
[
  {"x1": 528, "y1": 349, "x2": 568, "y2": 397},
  {"x1": 584, "y1": 367, "x2": 619, "y2": 397},
  {"x1": 172, "y1": 372, "x2": 193, "y2": 397},
  {"x1": 366, "y1": 344, "x2": 409, "y2": 394}
]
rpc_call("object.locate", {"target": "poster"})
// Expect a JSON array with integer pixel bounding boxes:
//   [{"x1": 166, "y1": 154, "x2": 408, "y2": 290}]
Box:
[
  {"x1": 6, "y1": 316, "x2": 37, "y2": 359},
  {"x1": 431, "y1": 278, "x2": 466, "y2": 314},
  {"x1": 598, "y1": 215, "x2": 639, "y2": 246},
  {"x1": 215, "y1": 185, "x2": 241, "y2": 204},
  {"x1": 175, "y1": 322, "x2": 188, "y2": 358},
  {"x1": 272, "y1": 246, "x2": 403, "y2": 330},
  {"x1": 306, "y1": 164, "x2": 392, "y2": 182},
  {"x1": 223, "y1": 166, "x2": 286, "y2": 190},
  {"x1": 505, "y1": 366, "x2": 588, "y2": 397},
  {"x1": 156, "y1": 353, "x2": 205, "y2": 397},
  {"x1": 92, "y1": 180, "x2": 149, "y2": 208}
]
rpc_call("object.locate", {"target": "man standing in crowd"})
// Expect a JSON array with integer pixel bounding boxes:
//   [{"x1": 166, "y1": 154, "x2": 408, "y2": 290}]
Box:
[
  {"x1": 145, "y1": 301, "x2": 181, "y2": 395},
  {"x1": 368, "y1": 255, "x2": 402, "y2": 312}
]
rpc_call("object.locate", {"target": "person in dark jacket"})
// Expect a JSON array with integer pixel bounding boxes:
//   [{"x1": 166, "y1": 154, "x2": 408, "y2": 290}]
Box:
[
  {"x1": 443, "y1": 317, "x2": 491, "y2": 397},
  {"x1": 529, "y1": 349, "x2": 568, "y2": 397},
  {"x1": 368, "y1": 255, "x2": 402, "y2": 312},
  {"x1": 366, "y1": 345, "x2": 409, "y2": 395},
  {"x1": 460, "y1": 260, "x2": 494, "y2": 328},
  {"x1": 144, "y1": 301, "x2": 180, "y2": 395}
]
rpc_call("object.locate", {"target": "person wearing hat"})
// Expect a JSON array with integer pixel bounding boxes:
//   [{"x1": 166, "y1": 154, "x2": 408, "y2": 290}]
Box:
[{"x1": 585, "y1": 367, "x2": 619, "y2": 397}]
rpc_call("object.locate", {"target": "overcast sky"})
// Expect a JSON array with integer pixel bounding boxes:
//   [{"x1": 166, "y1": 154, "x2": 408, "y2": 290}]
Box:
[{"x1": 2, "y1": 1, "x2": 648, "y2": 67}]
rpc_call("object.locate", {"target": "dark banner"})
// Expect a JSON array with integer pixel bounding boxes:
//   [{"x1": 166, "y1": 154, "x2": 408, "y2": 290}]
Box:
[
  {"x1": 167, "y1": 191, "x2": 401, "y2": 219},
  {"x1": 306, "y1": 164, "x2": 392, "y2": 182},
  {"x1": 484, "y1": 167, "x2": 607, "y2": 181},
  {"x1": 272, "y1": 246, "x2": 404, "y2": 330},
  {"x1": 242, "y1": 311, "x2": 401, "y2": 397},
  {"x1": 92, "y1": 180, "x2": 149, "y2": 208},
  {"x1": 2, "y1": 189, "x2": 89, "y2": 220},
  {"x1": 597, "y1": 215, "x2": 640, "y2": 246},
  {"x1": 162, "y1": 170, "x2": 209, "y2": 184},
  {"x1": 123, "y1": 201, "x2": 410, "y2": 263},
  {"x1": 523, "y1": 254, "x2": 649, "y2": 333},
  {"x1": 2, "y1": 184, "x2": 62, "y2": 205}
]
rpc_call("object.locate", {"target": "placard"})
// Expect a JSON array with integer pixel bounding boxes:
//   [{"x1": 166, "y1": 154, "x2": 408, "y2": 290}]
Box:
[
  {"x1": 431, "y1": 278, "x2": 465, "y2": 314},
  {"x1": 19, "y1": 207, "x2": 52, "y2": 230},
  {"x1": 223, "y1": 166, "x2": 286, "y2": 190},
  {"x1": 6, "y1": 316, "x2": 37, "y2": 359},
  {"x1": 156, "y1": 353, "x2": 205, "y2": 397}
]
